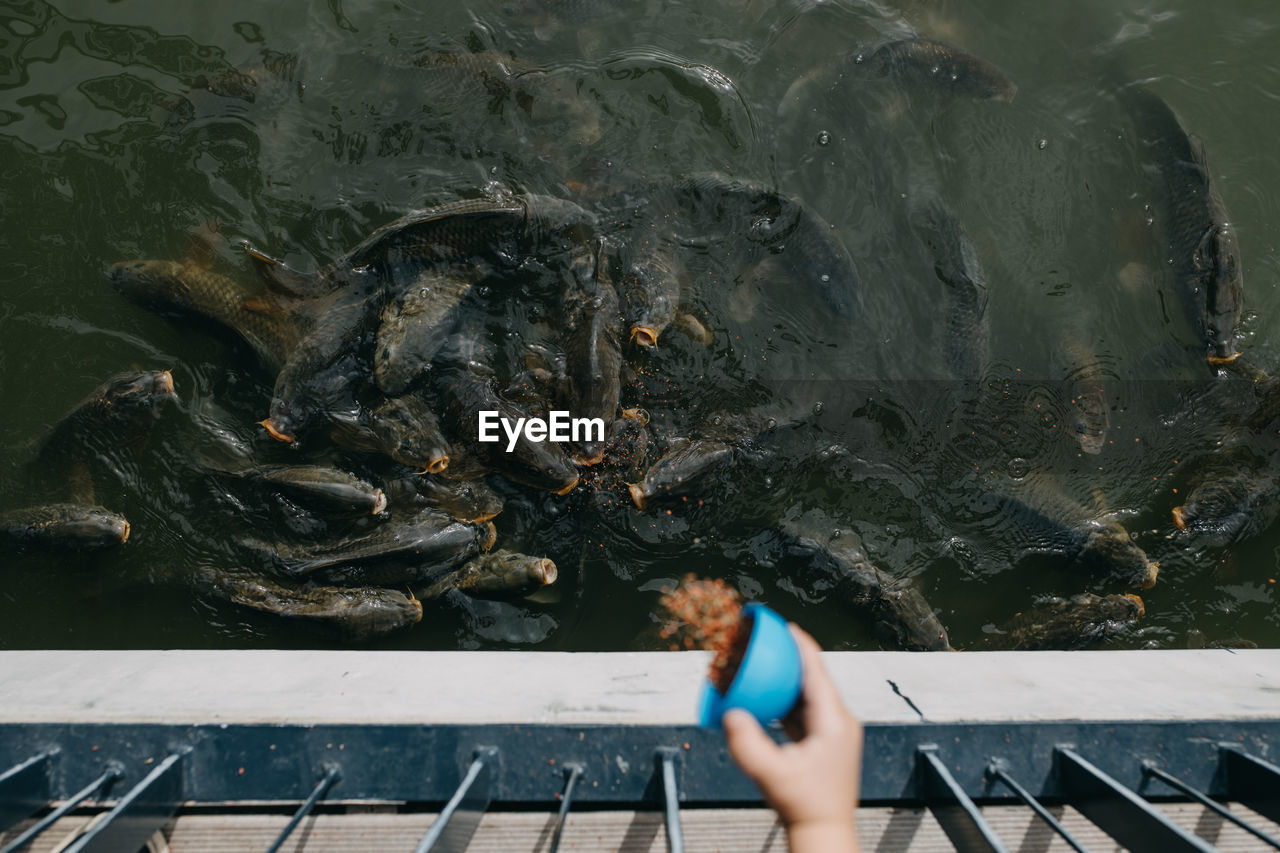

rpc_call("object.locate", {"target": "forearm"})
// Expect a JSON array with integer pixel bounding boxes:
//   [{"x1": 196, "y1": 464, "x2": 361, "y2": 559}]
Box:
[{"x1": 785, "y1": 817, "x2": 860, "y2": 853}]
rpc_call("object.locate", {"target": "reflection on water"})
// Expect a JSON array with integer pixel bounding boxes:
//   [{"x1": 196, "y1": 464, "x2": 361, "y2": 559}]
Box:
[{"x1": 1, "y1": 0, "x2": 1278, "y2": 651}]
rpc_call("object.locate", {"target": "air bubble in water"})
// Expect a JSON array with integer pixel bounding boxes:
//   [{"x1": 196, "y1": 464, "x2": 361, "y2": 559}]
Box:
[{"x1": 817, "y1": 130, "x2": 832, "y2": 146}]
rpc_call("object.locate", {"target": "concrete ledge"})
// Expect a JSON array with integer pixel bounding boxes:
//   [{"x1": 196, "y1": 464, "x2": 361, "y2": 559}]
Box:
[{"x1": 0, "y1": 649, "x2": 1275, "y2": 725}]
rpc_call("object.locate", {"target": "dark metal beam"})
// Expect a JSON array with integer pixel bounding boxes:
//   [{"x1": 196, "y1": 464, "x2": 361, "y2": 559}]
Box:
[
  {"x1": 0, "y1": 751, "x2": 53, "y2": 838},
  {"x1": 917, "y1": 746, "x2": 1008, "y2": 853},
  {"x1": 63, "y1": 750, "x2": 186, "y2": 853},
  {"x1": 1144, "y1": 762, "x2": 1280, "y2": 851},
  {"x1": 1, "y1": 762, "x2": 123, "y2": 853},
  {"x1": 657, "y1": 748, "x2": 685, "y2": 853},
  {"x1": 264, "y1": 763, "x2": 341, "y2": 853},
  {"x1": 547, "y1": 763, "x2": 583, "y2": 853},
  {"x1": 414, "y1": 747, "x2": 497, "y2": 853},
  {"x1": 1055, "y1": 747, "x2": 1214, "y2": 853},
  {"x1": 1220, "y1": 746, "x2": 1280, "y2": 826},
  {"x1": 986, "y1": 762, "x2": 1092, "y2": 853}
]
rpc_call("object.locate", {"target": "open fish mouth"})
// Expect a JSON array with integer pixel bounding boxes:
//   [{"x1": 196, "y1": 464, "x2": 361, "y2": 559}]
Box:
[
  {"x1": 258, "y1": 418, "x2": 296, "y2": 443},
  {"x1": 630, "y1": 325, "x2": 659, "y2": 347},
  {"x1": 1123, "y1": 594, "x2": 1145, "y2": 618},
  {"x1": 120, "y1": 519, "x2": 131, "y2": 544},
  {"x1": 538, "y1": 558, "x2": 558, "y2": 585},
  {"x1": 1138, "y1": 562, "x2": 1159, "y2": 590},
  {"x1": 1171, "y1": 506, "x2": 1189, "y2": 531},
  {"x1": 371, "y1": 491, "x2": 388, "y2": 515},
  {"x1": 419, "y1": 455, "x2": 450, "y2": 474}
]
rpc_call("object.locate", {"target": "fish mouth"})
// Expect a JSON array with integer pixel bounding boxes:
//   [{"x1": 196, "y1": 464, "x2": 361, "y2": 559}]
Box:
[
  {"x1": 1138, "y1": 561, "x2": 1159, "y2": 590},
  {"x1": 406, "y1": 594, "x2": 424, "y2": 623},
  {"x1": 258, "y1": 418, "x2": 296, "y2": 443},
  {"x1": 468, "y1": 510, "x2": 500, "y2": 524},
  {"x1": 480, "y1": 521, "x2": 498, "y2": 550},
  {"x1": 539, "y1": 559, "x2": 558, "y2": 585},
  {"x1": 422, "y1": 455, "x2": 449, "y2": 475},
  {"x1": 156, "y1": 370, "x2": 177, "y2": 399},
  {"x1": 1208, "y1": 351, "x2": 1241, "y2": 365},
  {"x1": 553, "y1": 475, "x2": 580, "y2": 496},
  {"x1": 621, "y1": 407, "x2": 649, "y2": 425},
  {"x1": 628, "y1": 483, "x2": 647, "y2": 510},
  {"x1": 371, "y1": 490, "x2": 388, "y2": 515},
  {"x1": 120, "y1": 520, "x2": 131, "y2": 544},
  {"x1": 572, "y1": 449, "x2": 606, "y2": 467},
  {"x1": 1124, "y1": 593, "x2": 1145, "y2": 618},
  {"x1": 630, "y1": 325, "x2": 659, "y2": 347},
  {"x1": 1171, "y1": 505, "x2": 1189, "y2": 531}
]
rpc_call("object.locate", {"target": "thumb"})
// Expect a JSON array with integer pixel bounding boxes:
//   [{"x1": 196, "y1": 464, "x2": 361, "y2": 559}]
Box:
[{"x1": 723, "y1": 709, "x2": 780, "y2": 782}]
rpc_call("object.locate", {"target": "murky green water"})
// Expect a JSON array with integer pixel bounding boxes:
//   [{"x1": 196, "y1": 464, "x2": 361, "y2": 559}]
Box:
[{"x1": 1, "y1": 0, "x2": 1278, "y2": 651}]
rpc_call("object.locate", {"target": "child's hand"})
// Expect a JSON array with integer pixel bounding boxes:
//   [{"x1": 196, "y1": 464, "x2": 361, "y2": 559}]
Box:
[{"x1": 723, "y1": 625, "x2": 862, "y2": 852}]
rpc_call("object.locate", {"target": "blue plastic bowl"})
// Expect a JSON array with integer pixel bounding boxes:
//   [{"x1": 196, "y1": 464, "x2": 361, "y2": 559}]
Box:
[{"x1": 698, "y1": 602, "x2": 803, "y2": 728}]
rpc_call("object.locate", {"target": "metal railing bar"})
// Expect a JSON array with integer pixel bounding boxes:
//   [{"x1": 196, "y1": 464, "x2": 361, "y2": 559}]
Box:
[
  {"x1": 1220, "y1": 747, "x2": 1280, "y2": 826},
  {"x1": 0, "y1": 751, "x2": 55, "y2": 838},
  {"x1": 657, "y1": 748, "x2": 684, "y2": 853},
  {"x1": 62, "y1": 749, "x2": 186, "y2": 853},
  {"x1": 547, "y1": 763, "x2": 583, "y2": 853},
  {"x1": 1143, "y1": 763, "x2": 1280, "y2": 851},
  {"x1": 1055, "y1": 747, "x2": 1214, "y2": 853},
  {"x1": 414, "y1": 747, "x2": 496, "y2": 853},
  {"x1": 263, "y1": 763, "x2": 341, "y2": 853},
  {"x1": 917, "y1": 747, "x2": 1008, "y2": 853},
  {"x1": 986, "y1": 763, "x2": 1092, "y2": 853},
  {"x1": 0, "y1": 763, "x2": 123, "y2": 853}
]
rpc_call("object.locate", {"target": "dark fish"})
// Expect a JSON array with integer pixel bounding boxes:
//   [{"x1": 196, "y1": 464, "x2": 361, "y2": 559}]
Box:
[
  {"x1": 342, "y1": 194, "x2": 596, "y2": 278},
  {"x1": 110, "y1": 259, "x2": 301, "y2": 373},
  {"x1": 416, "y1": 550, "x2": 558, "y2": 600},
  {"x1": 442, "y1": 369, "x2": 579, "y2": 494},
  {"x1": 629, "y1": 438, "x2": 734, "y2": 509},
  {"x1": 995, "y1": 476, "x2": 1159, "y2": 589},
  {"x1": 1065, "y1": 342, "x2": 1111, "y2": 455},
  {"x1": 779, "y1": 520, "x2": 952, "y2": 651},
  {"x1": 619, "y1": 234, "x2": 682, "y2": 347},
  {"x1": 220, "y1": 464, "x2": 386, "y2": 516},
  {"x1": 384, "y1": 473, "x2": 504, "y2": 523},
  {"x1": 0, "y1": 503, "x2": 130, "y2": 551},
  {"x1": 562, "y1": 242, "x2": 622, "y2": 464},
  {"x1": 669, "y1": 173, "x2": 861, "y2": 319},
  {"x1": 196, "y1": 567, "x2": 421, "y2": 641},
  {"x1": 330, "y1": 396, "x2": 451, "y2": 474},
  {"x1": 856, "y1": 37, "x2": 1017, "y2": 101},
  {"x1": 41, "y1": 370, "x2": 177, "y2": 451},
  {"x1": 984, "y1": 593, "x2": 1143, "y2": 651},
  {"x1": 910, "y1": 198, "x2": 989, "y2": 381},
  {"x1": 374, "y1": 267, "x2": 475, "y2": 395},
  {"x1": 1172, "y1": 459, "x2": 1280, "y2": 549},
  {"x1": 261, "y1": 274, "x2": 380, "y2": 442},
  {"x1": 1119, "y1": 84, "x2": 1243, "y2": 364},
  {"x1": 243, "y1": 508, "x2": 492, "y2": 578}
]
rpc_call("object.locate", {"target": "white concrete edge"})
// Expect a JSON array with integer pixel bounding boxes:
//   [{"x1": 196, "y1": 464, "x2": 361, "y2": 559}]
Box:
[{"x1": 0, "y1": 649, "x2": 1276, "y2": 726}]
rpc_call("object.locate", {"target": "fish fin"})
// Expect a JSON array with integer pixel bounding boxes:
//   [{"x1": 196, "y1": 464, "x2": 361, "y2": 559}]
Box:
[
  {"x1": 241, "y1": 295, "x2": 278, "y2": 316},
  {"x1": 672, "y1": 312, "x2": 714, "y2": 346},
  {"x1": 244, "y1": 245, "x2": 323, "y2": 298},
  {"x1": 67, "y1": 460, "x2": 95, "y2": 504},
  {"x1": 1193, "y1": 224, "x2": 1218, "y2": 272},
  {"x1": 185, "y1": 220, "x2": 224, "y2": 270},
  {"x1": 1188, "y1": 133, "x2": 1209, "y2": 170}
]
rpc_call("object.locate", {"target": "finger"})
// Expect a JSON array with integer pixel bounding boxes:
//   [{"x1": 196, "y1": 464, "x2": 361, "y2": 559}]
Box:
[
  {"x1": 723, "y1": 708, "x2": 782, "y2": 781},
  {"x1": 789, "y1": 625, "x2": 850, "y2": 735}
]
